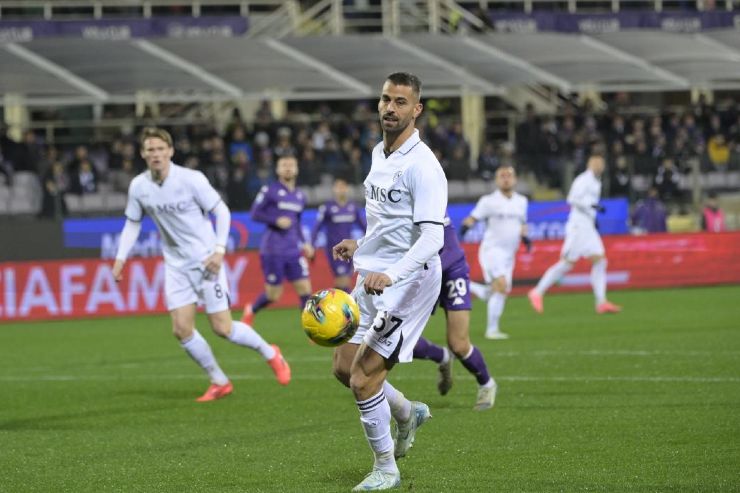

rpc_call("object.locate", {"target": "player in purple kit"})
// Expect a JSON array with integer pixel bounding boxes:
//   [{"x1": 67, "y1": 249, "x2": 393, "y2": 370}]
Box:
[
  {"x1": 310, "y1": 177, "x2": 366, "y2": 292},
  {"x1": 242, "y1": 155, "x2": 314, "y2": 324},
  {"x1": 412, "y1": 217, "x2": 497, "y2": 410}
]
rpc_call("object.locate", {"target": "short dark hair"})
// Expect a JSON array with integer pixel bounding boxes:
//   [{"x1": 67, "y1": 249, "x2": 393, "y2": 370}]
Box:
[{"x1": 386, "y1": 72, "x2": 421, "y2": 99}]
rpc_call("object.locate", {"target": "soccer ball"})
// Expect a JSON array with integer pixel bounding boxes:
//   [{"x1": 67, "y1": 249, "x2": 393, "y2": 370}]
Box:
[{"x1": 301, "y1": 289, "x2": 360, "y2": 347}]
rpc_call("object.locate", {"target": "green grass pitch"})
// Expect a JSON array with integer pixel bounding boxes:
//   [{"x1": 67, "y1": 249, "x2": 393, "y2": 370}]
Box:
[{"x1": 1, "y1": 285, "x2": 738, "y2": 492}]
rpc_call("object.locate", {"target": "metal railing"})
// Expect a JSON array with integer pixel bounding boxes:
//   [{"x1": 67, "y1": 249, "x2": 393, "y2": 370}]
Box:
[{"x1": 0, "y1": 0, "x2": 729, "y2": 28}]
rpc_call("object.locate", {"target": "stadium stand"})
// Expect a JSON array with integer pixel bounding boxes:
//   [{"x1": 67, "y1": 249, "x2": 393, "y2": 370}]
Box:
[{"x1": 0, "y1": 0, "x2": 738, "y2": 230}]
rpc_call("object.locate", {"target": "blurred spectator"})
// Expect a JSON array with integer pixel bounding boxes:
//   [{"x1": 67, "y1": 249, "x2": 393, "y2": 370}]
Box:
[
  {"x1": 110, "y1": 156, "x2": 137, "y2": 193},
  {"x1": 298, "y1": 146, "x2": 320, "y2": 187},
  {"x1": 477, "y1": 142, "x2": 500, "y2": 181},
  {"x1": 68, "y1": 145, "x2": 89, "y2": 174},
  {"x1": 69, "y1": 159, "x2": 98, "y2": 195},
  {"x1": 273, "y1": 127, "x2": 296, "y2": 158},
  {"x1": 701, "y1": 192, "x2": 726, "y2": 233},
  {"x1": 446, "y1": 144, "x2": 471, "y2": 181},
  {"x1": 631, "y1": 187, "x2": 667, "y2": 234},
  {"x1": 15, "y1": 130, "x2": 43, "y2": 173},
  {"x1": 39, "y1": 161, "x2": 69, "y2": 218},
  {"x1": 609, "y1": 155, "x2": 632, "y2": 199},
  {"x1": 323, "y1": 138, "x2": 347, "y2": 178},
  {"x1": 228, "y1": 125, "x2": 254, "y2": 162},
  {"x1": 653, "y1": 156, "x2": 682, "y2": 205},
  {"x1": 706, "y1": 134, "x2": 730, "y2": 170},
  {"x1": 516, "y1": 103, "x2": 540, "y2": 177},
  {"x1": 254, "y1": 101, "x2": 274, "y2": 132},
  {"x1": 227, "y1": 150, "x2": 250, "y2": 211}
]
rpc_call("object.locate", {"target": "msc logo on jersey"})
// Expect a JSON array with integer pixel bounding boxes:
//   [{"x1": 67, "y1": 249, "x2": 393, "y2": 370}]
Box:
[
  {"x1": 145, "y1": 201, "x2": 191, "y2": 215},
  {"x1": 366, "y1": 184, "x2": 402, "y2": 203}
]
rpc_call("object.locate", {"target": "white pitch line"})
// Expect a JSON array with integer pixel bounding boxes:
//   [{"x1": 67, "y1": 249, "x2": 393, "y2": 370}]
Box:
[{"x1": 1, "y1": 374, "x2": 738, "y2": 383}]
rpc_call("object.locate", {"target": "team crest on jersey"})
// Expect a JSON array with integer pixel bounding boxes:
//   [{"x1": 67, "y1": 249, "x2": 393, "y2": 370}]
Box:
[
  {"x1": 278, "y1": 190, "x2": 286, "y2": 196},
  {"x1": 392, "y1": 170, "x2": 403, "y2": 182}
]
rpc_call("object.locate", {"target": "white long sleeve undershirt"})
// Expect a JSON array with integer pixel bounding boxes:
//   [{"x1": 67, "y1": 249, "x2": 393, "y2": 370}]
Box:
[
  {"x1": 115, "y1": 219, "x2": 142, "y2": 261},
  {"x1": 382, "y1": 222, "x2": 444, "y2": 284},
  {"x1": 211, "y1": 200, "x2": 231, "y2": 248}
]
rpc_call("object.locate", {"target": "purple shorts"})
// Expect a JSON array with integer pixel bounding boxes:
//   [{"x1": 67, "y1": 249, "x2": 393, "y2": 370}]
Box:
[
  {"x1": 260, "y1": 254, "x2": 310, "y2": 285},
  {"x1": 326, "y1": 249, "x2": 353, "y2": 277},
  {"x1": 438, "y1": 256, "x2": 473, "y2": 311}
]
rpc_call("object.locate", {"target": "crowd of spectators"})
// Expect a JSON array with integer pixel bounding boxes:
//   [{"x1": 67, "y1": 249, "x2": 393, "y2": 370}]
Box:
[
  {"x1": 1, "y1": 97, "x2": 738, "y2": 220},
  {"x1": 514, "y1": 98, "x2": 740, "y2": 207}
]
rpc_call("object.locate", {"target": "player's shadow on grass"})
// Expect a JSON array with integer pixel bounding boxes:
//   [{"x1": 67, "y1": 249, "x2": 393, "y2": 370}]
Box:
[
  {"x1": 115, "y1": 388, "x2": 197, "y2": 401},
  {"x1": 0, "y1": 404, "x2": 174, "y2": 431}
]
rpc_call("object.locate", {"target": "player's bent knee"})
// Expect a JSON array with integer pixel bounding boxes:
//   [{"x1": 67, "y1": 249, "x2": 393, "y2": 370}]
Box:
[
  {"x1": 449, "y1": 339, "x2": 471, "y2": 359},
  {"x1": 492, "y1": 278, "x2": 507, "y2": 293},
  {"x1": 349, "y1": 372, "x2": 373, "y2": 397},
  {"x1": 171, "y1": 323, "x2": 193, "y2": 341},
  {"x1": 332, "y1": 364, "x2": 351, "y2": 388}
]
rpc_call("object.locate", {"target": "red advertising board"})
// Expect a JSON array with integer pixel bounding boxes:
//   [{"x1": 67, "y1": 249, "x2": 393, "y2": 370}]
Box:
[{"x1": 1, "y1": 232, "x2": 738, "y2": 322}]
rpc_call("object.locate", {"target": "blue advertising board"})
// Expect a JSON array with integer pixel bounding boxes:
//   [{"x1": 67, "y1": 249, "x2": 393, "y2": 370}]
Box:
[{"x1": 63, "y1": 198, "x2": 629, "y2": 258}]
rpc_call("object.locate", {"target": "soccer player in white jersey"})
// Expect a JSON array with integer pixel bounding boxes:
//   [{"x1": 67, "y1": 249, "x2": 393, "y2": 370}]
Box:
[
  {"x1": 331, "y1": 73, "x2": 447, "y2": 491},
  {"x1": 528, "y1": 153, "x2": 622, "y2": 314},
  {"x1": 462, "y1": 165, "x2": 529, "y2": 340},
  {"x1": 111, "y1": 128, "x2": 291, "y2": 402}
]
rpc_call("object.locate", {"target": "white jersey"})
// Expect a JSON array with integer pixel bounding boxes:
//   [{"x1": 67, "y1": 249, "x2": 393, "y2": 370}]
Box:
[
  {"x1": 567, "y1": 169, "x2": 602, "y2": 227},
  {"x1": 124, "y1": 163, "x2": 222, "y2": 269},
  {"x1": 353, "y1": 129, "x2": 447, "y2": 274},
  {"x1": 471, "y1": 189, "x2": 528, "y2": 253}
]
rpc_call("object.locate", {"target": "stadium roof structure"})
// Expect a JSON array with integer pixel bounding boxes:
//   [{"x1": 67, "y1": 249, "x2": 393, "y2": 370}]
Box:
[{"x1": 2, "y1": 29, "x2": 740, "y2": 106}]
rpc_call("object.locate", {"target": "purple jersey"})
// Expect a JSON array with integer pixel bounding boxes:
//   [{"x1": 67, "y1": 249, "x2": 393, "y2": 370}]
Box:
[
  {"x1": 310, "y1": 200, "x2": 366, "y2": 250},
  {"x1": 250, "y1": 181, "x2": 307, "y2": 257},
  {"x1": 439, "y1": 218, "x2": 466, "y2": 271}
]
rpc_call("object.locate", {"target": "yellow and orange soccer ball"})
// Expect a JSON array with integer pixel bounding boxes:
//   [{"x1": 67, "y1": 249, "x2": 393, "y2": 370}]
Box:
[{"x1": 301, "y1": 289, "x2": 360, "y2": 347}]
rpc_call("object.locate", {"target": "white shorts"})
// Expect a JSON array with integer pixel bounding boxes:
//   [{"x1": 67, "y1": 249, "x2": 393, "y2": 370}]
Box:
[
  {"x1": 478, "y1": 246, "x2": 515, "y2": 291},
  {"x1": 561, "y1": 221, "x2": 605, "y2": 262},
  {"x1": 165, "y1": 264, "x2": 231, "y2": 313},
  {"x1": 349, "y1": 257, "x2": 442, "y2": 363}
]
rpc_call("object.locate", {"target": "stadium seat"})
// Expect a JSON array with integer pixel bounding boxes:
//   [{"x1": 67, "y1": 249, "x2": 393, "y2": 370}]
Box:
[
  {"x1": 0, "y1": 184, "x2": 10, "y2": 208},
  {"x1": 9, "y1": 194, "x2": 38, "y2": 214},
  {"x1": 105, "y1": 193, "x2": 128, "y2": 212},
  {"x1": 313, "y1": 183, "x2": 333, "y2": 204},
  {"x1": 82, "y1": 193, "x2": 105, "y2": 211},
  {"x1": 65, "y1": 194, "x2": 83, "y2": 213},
  {"x1": 353, "y1": 185, "x2": 365, "y2": 203},
  {"x1": 466, "y1": 180, "x2": 490, "y2": 198},
  {"x1": 12, "y1": 171, "x2": 39, "y2": 188},
  {"x1": 447, "y1": 181, "x2": 466, "y2": 201},
  {"x1": 298, "y1": 186, "x2": 316, "y2": 206}
]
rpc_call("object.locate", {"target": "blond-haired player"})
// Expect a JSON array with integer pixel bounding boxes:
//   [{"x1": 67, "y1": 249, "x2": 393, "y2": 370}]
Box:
[{"x1": 112, "y1": 127, "x2": 290, "y2": 402}]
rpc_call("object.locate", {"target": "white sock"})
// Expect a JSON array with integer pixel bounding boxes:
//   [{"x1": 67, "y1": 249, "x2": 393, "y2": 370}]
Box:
[
  {"x1": 535, "y1": 260, "x2": 573, "y2": 295},
  {"x1": 440, "y1": 347, "x2": 451, "y2": 365},
  {"x1": 181, "y1": 329, "x2": 229, "y2": 385},
  {"x1": 469, "y1": 281, "x2": 490, "y2": 300},
  {"x1": 356, "y1": 389, "x2": 398, "y2": 474},
  {"x1": 227, "y1": 321, "x2": 276, "y2": 360},
  {"x1": 487, "y1": 292, "x2": 506, "y2": 333},
  {"x1": 382, "y1": 381, "x2": 411, "y2": 423},
  {"x1": 591, "y1": 258, "x2": 607, "y2": 305},
  {"x1": 481, "y1": 377, "x2": 495, "y2": 389}
]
